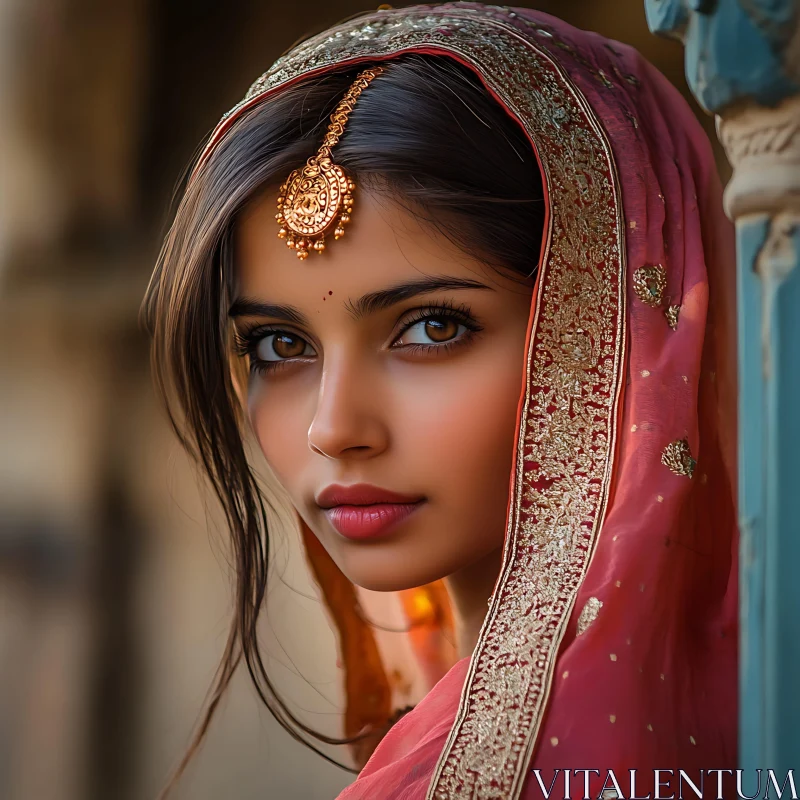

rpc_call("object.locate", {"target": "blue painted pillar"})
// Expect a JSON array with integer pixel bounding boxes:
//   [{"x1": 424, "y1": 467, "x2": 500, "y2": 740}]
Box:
[{"x1": 645, "y1": 0, "x2": 800, "y2": 779}]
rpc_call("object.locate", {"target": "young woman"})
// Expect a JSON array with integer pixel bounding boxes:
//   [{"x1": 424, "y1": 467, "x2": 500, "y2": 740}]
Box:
[{"x1": 143, "y1": 3, "x2": 738, "y2": 798}]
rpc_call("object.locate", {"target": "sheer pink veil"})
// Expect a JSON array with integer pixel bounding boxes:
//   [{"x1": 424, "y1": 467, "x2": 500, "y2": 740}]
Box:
[
  {"x1": 330, "y1": 8, "x2": 738, "y2": 800},
  {"x1": 194, "y1": 5, "x2": 737, "y2": 798}
]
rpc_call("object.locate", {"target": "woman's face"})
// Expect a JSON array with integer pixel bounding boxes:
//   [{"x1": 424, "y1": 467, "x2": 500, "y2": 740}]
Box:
[{"x1": 233, "y1": 188, "x2": 534, "y2": 592}]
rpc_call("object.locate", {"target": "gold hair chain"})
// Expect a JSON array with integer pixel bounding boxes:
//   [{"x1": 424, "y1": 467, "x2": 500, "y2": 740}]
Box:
[{"x1": 276, "y1": 66, "x2": 385, "y2": 259}]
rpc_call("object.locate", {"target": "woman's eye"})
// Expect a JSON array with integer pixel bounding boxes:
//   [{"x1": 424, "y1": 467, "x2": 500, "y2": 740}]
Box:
[
  {"x1": 255, "y1": 332, "x2": 314, "y2": 361},
  {"x1": 394, "y1": 316, "x2": 467, "y2": 346}
]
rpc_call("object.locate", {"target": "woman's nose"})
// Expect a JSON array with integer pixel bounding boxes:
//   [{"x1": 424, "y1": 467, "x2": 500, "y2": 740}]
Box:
[{"x1": 307, "y1": 356, "x2": 389, "y2": 460}]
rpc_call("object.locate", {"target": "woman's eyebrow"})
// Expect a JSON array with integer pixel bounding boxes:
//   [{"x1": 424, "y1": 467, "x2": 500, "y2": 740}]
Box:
[
  {"x1": 228, "y1": 276, "x2": 492, "y2": 323},
  {"x1": 344, "y1": 276, "x2": 492, "y2": 320},
  {"x1": 228, "y1": 298, "x2": 308, "y2": 324}
]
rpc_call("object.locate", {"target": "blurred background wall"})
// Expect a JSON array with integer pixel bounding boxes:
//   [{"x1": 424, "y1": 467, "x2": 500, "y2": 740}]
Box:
[{"x1": 0, "y1": 2, "x2": 729, "y2": 799}]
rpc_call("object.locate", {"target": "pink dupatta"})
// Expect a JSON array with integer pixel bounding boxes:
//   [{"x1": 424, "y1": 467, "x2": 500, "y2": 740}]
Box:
[{"x1": 196, "y1": 5, "x2": 738, "y2": 798}]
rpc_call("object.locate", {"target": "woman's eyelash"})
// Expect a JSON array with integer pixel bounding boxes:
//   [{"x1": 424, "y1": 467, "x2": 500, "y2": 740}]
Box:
[
  {"x1": 393, "y1": 299, "x2": 483, "y2": 340},
  {"x1": 233, "y1": 299, "x2": 483, "y2": 375},
  {"x1": 233, "y1": 323, "x2": 312, "y2": 366},
  {"x1": 234, "y1": 324, "x2": 313, "y2": 377},
  {"x1": 233, "y1": 324, "x2": 274, "y2": 358}
]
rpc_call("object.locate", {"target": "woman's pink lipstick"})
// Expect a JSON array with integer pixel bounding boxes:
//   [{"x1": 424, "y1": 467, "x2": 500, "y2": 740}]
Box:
[{"x1": 316, "y1": 483, "x2": 425, "y2": 541}]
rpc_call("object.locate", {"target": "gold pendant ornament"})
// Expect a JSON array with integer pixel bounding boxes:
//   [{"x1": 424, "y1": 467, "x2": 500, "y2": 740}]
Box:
[{"x1": 276, "y1": 66, "x2": 385, "y2": 259}]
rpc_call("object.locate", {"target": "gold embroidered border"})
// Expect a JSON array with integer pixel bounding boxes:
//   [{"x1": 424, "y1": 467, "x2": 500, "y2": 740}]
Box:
[{"x1": 197, "y1": 6, "x2": 626, "y2": 799}]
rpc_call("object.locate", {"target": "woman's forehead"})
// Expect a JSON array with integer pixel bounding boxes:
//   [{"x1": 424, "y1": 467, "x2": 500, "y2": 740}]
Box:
[{"x1": 234, "y1": 188, "x2": 504, "y2": 305}]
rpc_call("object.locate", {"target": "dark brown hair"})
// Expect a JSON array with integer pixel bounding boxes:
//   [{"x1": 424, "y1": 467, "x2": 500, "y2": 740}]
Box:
[{"x1": 141, "y1": 53, "x2": 544, "y2": 793}]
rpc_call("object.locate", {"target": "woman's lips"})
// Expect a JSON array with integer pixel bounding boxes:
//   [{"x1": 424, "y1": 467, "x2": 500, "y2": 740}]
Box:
[
  {"x1": 316, "y1": 484, "x2": 425, "y2": 541},
  {"x1": 324, "y1": 501, "x2": 424, "y2": 540}
]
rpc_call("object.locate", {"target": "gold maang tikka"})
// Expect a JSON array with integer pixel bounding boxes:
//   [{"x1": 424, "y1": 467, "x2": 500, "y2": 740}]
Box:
[{"x1": 276, "y1": 66, "x2": 385, "y2": 259}]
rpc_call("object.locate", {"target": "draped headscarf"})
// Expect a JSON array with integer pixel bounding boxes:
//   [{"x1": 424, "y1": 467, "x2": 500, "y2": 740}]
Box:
[{"x1": 195, "y1": 4, "x2": 738, "y2": 798}]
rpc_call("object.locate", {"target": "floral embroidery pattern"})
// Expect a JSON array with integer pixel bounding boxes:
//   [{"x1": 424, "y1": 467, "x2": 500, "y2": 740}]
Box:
[
  {"x1": 665, "y1": 304, "x2": 681, "y2": 329},
  {"x1": 633, "y1": 264, "x2": 668, "y2": 308},
  {"x1": 576, "y1": 597, "x2": 604, "y2": 636},
  {"x1": 662, "y1": 438, "x2": 696, "y2": 478}
]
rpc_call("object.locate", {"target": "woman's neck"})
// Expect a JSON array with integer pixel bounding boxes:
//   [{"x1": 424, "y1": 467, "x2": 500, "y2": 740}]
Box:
[{"x1": 443, "y1": 545, "x2": 504, "y2": 659}]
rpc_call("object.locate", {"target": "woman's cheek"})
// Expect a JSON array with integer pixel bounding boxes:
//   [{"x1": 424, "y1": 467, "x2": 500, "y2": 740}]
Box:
[
  {"x1": 401, "y1": 350, "x2": 522, "y2": 465},
  {"x1": 249, "y1": 389, "x2": 309, "y2": 490}
]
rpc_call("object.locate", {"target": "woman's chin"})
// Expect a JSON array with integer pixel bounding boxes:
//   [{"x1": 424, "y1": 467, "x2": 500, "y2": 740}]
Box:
[
  {"x1": 345, "y1": 568, "x2": 434, "y2": 593},
  {"x1": 336, "y1": 553, "x2": 450, "y2": 593}
]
